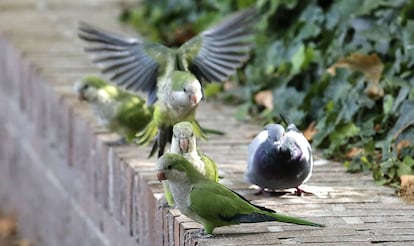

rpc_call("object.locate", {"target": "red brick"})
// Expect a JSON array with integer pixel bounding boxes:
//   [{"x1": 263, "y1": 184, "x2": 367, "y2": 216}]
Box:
[
  {"x1": 130, "y1": 171, "x2": 141, "y2": 242},
  {"x1": 94, "y1": 138, "x2": 111, "y2": 210}
]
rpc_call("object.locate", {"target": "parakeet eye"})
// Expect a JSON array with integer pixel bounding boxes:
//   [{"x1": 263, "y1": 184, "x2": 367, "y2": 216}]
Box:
[
  {"x1": 83, "y1": 84, "x2": 89, "y2": 90},
  {"x1": 167, "y1": 165, "x2": 172, "y2": 169},
  {"x1": 183, "y1": 88, "x2": 187, "y2": 93}
]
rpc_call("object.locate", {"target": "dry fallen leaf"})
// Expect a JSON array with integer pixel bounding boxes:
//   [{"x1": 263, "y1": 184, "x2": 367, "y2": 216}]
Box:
[
  {"x1": 345, "y1": 147, "x2": 363, "y2": 159},
  {"x1": 397, "y1": 140, "x2": 411, "y2": 156},
  {"x1": 254, "y1": 90, "x2": 273, "y2": 110},
  {"x1": 401, "y1": 175, "x2": 414, "y2": 188},
  {"x1": 303, "y1": 121, "x2": 317, "y2": 141},
  {"x1": 223, "y1": 81, "x2": 236, "y2": 91},
  {"x1": 14, "y1": 239, "x2": 31, "y2": 246},
  {"x1": 364, "y1": 81, "x2": 384, "y2": 100},
  {"x1": 327, "y1": 53, "x2": 384, "y2": 100},
  {"x1": 0, "y1": 216, "x2": 16, "y2": 238},
  {"x1": 399, "y1": 175, "x2": 414, "y2": 204},
  {"x1": 172, "y1": 25, "x2": 195, "y2": 45},
  {"x1": 374, "y1": 123, "x2": 382, "y2": 132}
]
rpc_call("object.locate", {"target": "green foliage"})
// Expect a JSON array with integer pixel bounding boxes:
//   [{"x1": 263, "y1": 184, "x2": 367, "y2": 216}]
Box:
[
  {"x1": 120, "y1": 0, "x2": 414, "y2": 188},
  {"x1": 119, "y1": 0, "x2": 256, "y2": 46}
]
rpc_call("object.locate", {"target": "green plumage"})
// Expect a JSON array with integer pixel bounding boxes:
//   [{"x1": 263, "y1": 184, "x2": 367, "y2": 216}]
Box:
[
  {"x1": 79, "y1": 8, "x2": 257, "y2": 157},
  {"x1": 163, "y1": 122, "x2": 218, "y2": 207},
  {"x1": 157, "y1": 153, "x2": 324, "y2": 235},
  {"x1": 75, "y1": 75, "x2": 153, "y2": 143}
]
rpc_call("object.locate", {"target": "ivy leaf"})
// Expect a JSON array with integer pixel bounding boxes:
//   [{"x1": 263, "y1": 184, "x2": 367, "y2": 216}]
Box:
[
  {"x1": 383, "y1": 95, "x2": 394, "y2": 115},
  {"x1": 388, "y1": 101, "x2": 414, "y2": 143},
  {"x1": 203, "y1": 83, "x2": 223, "y2": 99},
  {"x1": 329, "y1": 122, "x2": 360, "y2": 145},
  {"x1": 392, "y1": 86, "x2": 410, "y2": 112},
  {"x1": 272, "y1": 86, "x2": 305, "y2": 123},
  {"x1": 325, "y1": 0, "x2": 361, "y2": 30},
  {"x1": 402, "y1": 21, "x2": 414, "y2": 58},
  {"x1": 398, "y1": 156, "x2": 414, "y2": 177},
  {"x1": 193, "y1": 12, "x2": 220, "y2": 33},
  {"x1": 291, "y1": 44, "x2": 306, "y2": 74},
  {"x1": 354, "y1": 0, "x2": 399, "y2": 16},
  {"x1": 235, "y1": 103, "x2": 250, "y2": 121}
]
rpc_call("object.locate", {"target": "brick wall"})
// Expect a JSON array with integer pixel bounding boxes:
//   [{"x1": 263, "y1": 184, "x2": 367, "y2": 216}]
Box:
[
  {"x1": 0, "y1": 3, "x2": 252, "y2": 244},
  {"x1": 0, "y1": 37, "x2": 169, "y2": 246}
]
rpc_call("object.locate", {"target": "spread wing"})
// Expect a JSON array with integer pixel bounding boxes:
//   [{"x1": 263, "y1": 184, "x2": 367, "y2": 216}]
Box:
[
  {"x1": 177, "y1": 8, "x2": 257, "y2": 83},
  {"x1": 78, "y1": 22, "x2": 172, "y2": 105}
]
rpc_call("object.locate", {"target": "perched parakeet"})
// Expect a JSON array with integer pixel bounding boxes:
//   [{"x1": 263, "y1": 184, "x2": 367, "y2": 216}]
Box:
[
  {"x1": 74, "y1": 75, "x2": 153, "y2": 143},
  {"x1": 163, "y1": 121, "x2": 218, "y2": 206},
  {"x1": 78, "y1": 8, "x2": 257, "y2": 157},
  {"x1": 157, "y1": 153, "x2": 324, "y2": 236},
  {"x1": 245, "y1": 122, "x2": 313, "y2": 196}
]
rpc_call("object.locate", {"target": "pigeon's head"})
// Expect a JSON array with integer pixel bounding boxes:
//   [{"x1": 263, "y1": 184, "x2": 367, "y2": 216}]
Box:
[
  {"x1": 279, "y1": 137, "x2": 303, "y2": 162},
  {"x1": 264, "y1": 124, "x2": 285, "y2": 142}
]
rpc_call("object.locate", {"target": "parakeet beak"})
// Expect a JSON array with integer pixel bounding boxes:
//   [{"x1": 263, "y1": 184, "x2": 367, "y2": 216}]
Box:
[
  {"x1": 189, "y1": 94, "x2": 199, "y2": 105},
  {"x1": 179, "y1": 138, "x2": 189, "y2": 153},
  {"x1": 157, "y1": 171, "x2": 167, "y2": 182}
]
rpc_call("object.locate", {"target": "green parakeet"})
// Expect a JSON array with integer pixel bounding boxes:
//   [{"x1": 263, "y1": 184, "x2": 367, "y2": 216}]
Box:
[
  {"x1": 74, "y1": 75, "x2": 153, "y2": 143},
  {"x1": 157, "y1": 153, "x2": 324, "y2": 236},
  {"x1": 78, "y1": 8, "x2": 257, "y2": 157},
  {"x1": 163, "y1": 121, "x2": 218, "y2": 207}
]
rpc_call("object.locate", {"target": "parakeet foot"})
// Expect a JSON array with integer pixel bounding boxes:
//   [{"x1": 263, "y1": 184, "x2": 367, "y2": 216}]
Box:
[
  {"x1": 148, "y1": 126, "x2": 173, "y2": 158},
  {"x1": 295, "y1": 187, "x2": 313, "y2": 196},
  {"x1": 184, "y1": 228, "x2": 214, "y2": 243},
  {"x1": 157, "y1": 197, "x2": 172, "y2": 210},
  {"x1": 198, "y1": 229, "x2": 215, "y2": 238},
  {"x1": 253, "y1": 187, "x2": 266, "y2": 195}
]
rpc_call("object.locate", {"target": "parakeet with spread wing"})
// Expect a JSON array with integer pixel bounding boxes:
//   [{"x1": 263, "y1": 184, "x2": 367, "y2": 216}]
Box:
[
  {"x1": 157, "y1": 153, "x2": 324, "y2": 236},
  {"x1": 78, "y1": 8, "x2": 257, "y2": 157}
]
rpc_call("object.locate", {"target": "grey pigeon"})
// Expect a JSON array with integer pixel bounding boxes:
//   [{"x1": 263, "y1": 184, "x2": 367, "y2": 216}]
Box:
[{"x1": 245, "y1": 123, "x2": 313, "y2": 196}]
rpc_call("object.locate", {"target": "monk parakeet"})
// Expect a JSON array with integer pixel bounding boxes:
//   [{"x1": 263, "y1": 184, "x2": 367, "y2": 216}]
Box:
[
  {"x1": 157, "y1": 153, "x2": 324, "y2": 236},
  {"x1": 74, "y1": 75, "x2": 153, "y2": 143},
  {"x1": 78, "y1": 8, "x2": 257, "y2": 157},
  {"x1": 245, "y1": 122, "x2": 313, "y2": 196},
  {"x1": 163, "y1": 121, "x2": 218, "y2": 207}
]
